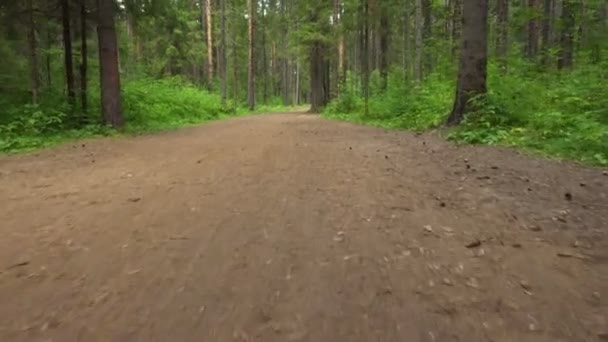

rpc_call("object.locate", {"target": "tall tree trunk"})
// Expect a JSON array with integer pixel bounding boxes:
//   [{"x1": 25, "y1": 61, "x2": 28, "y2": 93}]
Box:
[
  {"x1": 526, "y1": 0, "x2": 540, "y2": 59},
  {"x1": 294, "y1": 17, "x2": 300, "y2": 105},
  {"x1": 339, "y1": 35, "x2": 346, "y2": 89},
  {"x1": 540, "y1": 0, "x2": 553, "y2": 66},
  {"x1": 204, "y1": 0, "x2": 213, "y2": 90},
  {"x1": 403, "y1": 0, "x2": 410, "y2": 80},
  {"x1": 362, "y1": 0, "x2": 370, "y2": 116},
  {"x1": 281, "y1": 0, "x2": 290, "y2": 106},
  {"x1": 219, "y1": 0, "x2": 227, "y2": 105},
  {"x1": 496, "y1": 0, "x2": 509, "y2": 70},
  {"x1": 551, "y1": 0, "x2": 562, "y2": 47},
  {"x1": 333, "y1": 0, "x2": 342, "y2": 97},
  {"x1": 125, "y1": 11, "x2": 142, "y2": 75},
  {"x1": 125, "y1": 14, "x2": 134, "y2": 75},
  {"x1": 310, "y1": 42, "x2": 329, "y2": 112},
  {"x1": 80, "y1": 0, "x2": 88, "y2": 115},
  {"x1": 358, "y1": 12, "x2": 365, "y2": 89},
  {"x1": 370, "y1": 24, "x2": 377, "y2": 71},
  {"x1": 247, "y1": 0, "x2": 256, "y2": 110},
  {"x1": 557, "y1": 0, "x2": 575, "y2": 69},
  {"x1": 61, "y1": 0, "x2": 76, "y2": 105},
  {"x1": 233, "y1": 25, "x2": 239, "y2": 113},
  {"x1": 46, "y1": 26, "x2": 53, "y2": 88},
  {"x1": 295, "y1": 57, "x2": 300, "y2": 105},
  {"x1": 447, "y1": 0, "x2": 488, "y2": 125},
  {"x1": 261, "y1": 0, "x2": 268, "y2": 104},
  {"x1": 379, "y1": 2, "x2": 390, "y2": 91},
  {"x1": 594, "y1": 1, "x2": 607, "y2": 63},
  {"x1": 422, "y1": 0, "x2": 432, "y2": 74},
  {"x1": 414, "y1": 0, "x2": 423, "y2": 81},
  {"x1": 309, "y1": 3, "x2": 330, "y2": 113},
  {"x1": 97, "y1": 0, "x2": 124, "y2": 128},
  {"x1": 27, "y1": 0, "x2": 40, "y2": 104},
  {"x1": 451, "y1": 0, "x2": 463, "y2": 59}
]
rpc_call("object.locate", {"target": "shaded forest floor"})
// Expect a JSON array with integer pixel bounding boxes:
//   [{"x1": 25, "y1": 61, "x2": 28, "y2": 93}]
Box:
[{"x1": 0, "y1": 113, "x2": 606, "y2": 342}]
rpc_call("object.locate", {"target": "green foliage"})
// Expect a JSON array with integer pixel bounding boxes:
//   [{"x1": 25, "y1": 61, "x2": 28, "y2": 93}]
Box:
[
  {"x1": 0, "y1": 104, "x2": 109, "y2": 152},
  {"x1": 325, "y1": 60, "x2": 608, "y2": 166},
  {"x1": 0, "y1": 77, "x2": 297, "y2": 153},
  {"x1": 324, "y1": 70, "x2": 452, "y2": 131},
  {"x1": 448, "y1": 61, "x2": 608, "y2": 165},
  {"x1": 120, "y1": 78, "x2": 230, "y2": 132},
  {"x1": 0, "y1": 79, "x2": 227, "y2": 152}
]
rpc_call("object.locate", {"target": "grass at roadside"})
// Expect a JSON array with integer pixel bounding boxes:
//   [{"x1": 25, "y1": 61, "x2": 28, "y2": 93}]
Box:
[
  {"x1": 0, "y1": 78, "x2": 302, "y2": 153},
  {"x1": 322, "y1": 62, "x2": 608, "y2": 166}
]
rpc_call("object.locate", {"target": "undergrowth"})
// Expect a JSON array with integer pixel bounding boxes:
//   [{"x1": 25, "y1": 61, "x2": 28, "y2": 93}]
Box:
[
  {"x1": 323, "y1": 61, "x2": 608, "y2": 166},
  {"x1": 0, "y1": 78, "x2": 295, "y2": 153}
]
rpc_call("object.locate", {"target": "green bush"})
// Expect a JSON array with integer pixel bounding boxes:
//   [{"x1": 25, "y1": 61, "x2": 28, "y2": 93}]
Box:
[
  {"x1": 0, "y1": 78, "x2": 230, "y2": 152},
  {"x1": 121, "y1": 77, "x2": 229, "y2": 132},
  {"x1": 449, "y1": 62, "x2": 608, "y2": 165},
  {"x1": 325, "y1": 59, "x2": 608, "y2": 166},
  {"x1": 324, "y1": 69, "x2": 452, "y2": 131}
]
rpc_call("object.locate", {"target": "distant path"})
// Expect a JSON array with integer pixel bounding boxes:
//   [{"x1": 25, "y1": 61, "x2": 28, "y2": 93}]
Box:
[{"x1": 0, "y1": 113, "x2": 606, "y2": 342}]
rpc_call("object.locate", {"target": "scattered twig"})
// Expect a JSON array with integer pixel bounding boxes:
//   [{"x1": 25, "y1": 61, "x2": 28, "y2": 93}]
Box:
[
  {"x1": 6, "y1": 260, "x2": 30, "y2": 270},
  {"x1": 557, "y1": 251, "x2": 589, "y2": 260},
  {"x1": 465, "y1": 239, "x2": 482, "y2": 248}
]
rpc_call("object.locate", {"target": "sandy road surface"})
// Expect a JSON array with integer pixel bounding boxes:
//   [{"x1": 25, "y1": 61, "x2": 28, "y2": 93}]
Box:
[{"x1": 0, "y1": 113, "x2": 606, "y2": 341}]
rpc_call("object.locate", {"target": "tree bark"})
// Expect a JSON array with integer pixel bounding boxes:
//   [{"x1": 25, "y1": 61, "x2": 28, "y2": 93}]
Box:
[
  {"x1": 540, "y1": 0, "x2": 553, "y2": 66},
  {"x1": 294, "y1": 17, "x2": 300, "y2": 106},
  {"x1": 414, "y1": 0, "x2": 423, "y2": 81},
  {"x1": 204, "y1": 0, "x2": 213, "y2": 90},
  {"x1": 27, "y1": 0, "x2": 40, "y2": 104},
  {"x1": 97, "y1": 0, "x2": 124, "y2": 128},
  {"x1": 80, "y1": 0, "x2": 88, "y2": 115},
  {"x1": 339, "y1": 36, "x2": 346, "y2": 89},
  {"x1": 362, "y1": 0, "x2": 370, "y2": 116},
  {"x1": 247, "y1": 0, "x2": 256, "y2": 110},
  {"x1": 379, "y1": 1, "x2": 390, "y2": 91},
  {"x1": 525, "y1": 0, "x2": 540, "y2": 59},
  {"x1": 61, "y1": 0, "x2": 76, "y2": 105},
  {"x1": 557, "y1": 0, "x2": 575, "y2": 69},
  {"x1": 594, "y1": 1, "x2": 607, "y2": 63},
  {"x1": 447, "y1": 0, "x2": 488, "y2": 125},
  {"x1": 403, "y1": 0, "x2": 410, "y2": 80},
  {"x1": 496, "y1": 0, "x2": 509, "y2": 70},
  {"x1": 295, "y1": 57, "x2": 300, "y2": 105},
  {"x1": 551, "y1": 0, "x2": 562, "y2": 46},
  {"x1": 261, "y1": 0, "x2": 268, "y2": 104},
  {"x1": 333, "y1": 0, "x2": 342, "y2": 97},
  {"x1": 219, "y1": 0, "x2": 227, "y2": 105},
  {"x1": 125, "y1": 14, "x2": 134, "y2": 75},
  {"x1": 451, "y1": 0, "x2": 463, "y2": 59},
  {"x1": 309, "y1": 2, "x2": 331, "y2": 113},
  {"x1": 422, "y1": 0, "x2": 432, "y2": 74},
  {"x1": 46, "y1": 26, "x2": 53, "y2": 88},
  {"x1": 281, "y1": 0, "x2": 290, "y2": 106},
  {"x1": 233, "y1": 24, "x2": 239, "y2": 112}
]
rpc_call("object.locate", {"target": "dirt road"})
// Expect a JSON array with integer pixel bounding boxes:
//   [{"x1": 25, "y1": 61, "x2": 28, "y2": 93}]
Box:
[{"x1": 0, "y1": 113, "x2": 606, "y2": 342}]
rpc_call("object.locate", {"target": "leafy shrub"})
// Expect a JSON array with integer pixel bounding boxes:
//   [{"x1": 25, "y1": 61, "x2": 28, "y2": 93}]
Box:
[
  {"x1": 325, "y1": 59, "x2": 608, "y2": 166},
  {"x1": 121, "y1": 77, "x2": 229, "y2": 131},
  {"x1": 0, "y1": 77, "x2": 232, "y2": 152},
  {"x1": 324, "y1": 87, "x2": 363, "y2": 115},
  {"x1": 324, "y1": 69, "x2": 452, "y2": 131},
  {"x1": 1, "y1": 105, "x2": 66, "y2": 135}
]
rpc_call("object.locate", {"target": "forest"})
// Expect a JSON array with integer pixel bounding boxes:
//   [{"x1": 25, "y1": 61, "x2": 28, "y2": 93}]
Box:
[
  {"x1": 1, "y1": 1, "x2": 608, "y2": 339},
  {"x1": 0, "y1": 0, "x2": 607, "y2": 164}
]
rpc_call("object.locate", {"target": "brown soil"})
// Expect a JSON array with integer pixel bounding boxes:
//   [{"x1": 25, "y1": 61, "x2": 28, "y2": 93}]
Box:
[{"x1": 0, "y1": 113, "x2": 607, "y2": 342}]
